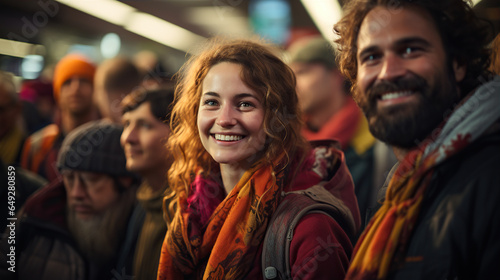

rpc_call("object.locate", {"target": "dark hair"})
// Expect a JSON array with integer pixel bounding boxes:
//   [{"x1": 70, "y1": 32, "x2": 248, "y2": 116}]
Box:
[
  {"x1": 97, "y1": 57, "x2": 141, "y2": 94},
  {"x1": 121, "y1": 87, "x2": 175, "y2": 122},
  {"x1": 334, "y1": 0, "x2": 493, "y2": 96}
]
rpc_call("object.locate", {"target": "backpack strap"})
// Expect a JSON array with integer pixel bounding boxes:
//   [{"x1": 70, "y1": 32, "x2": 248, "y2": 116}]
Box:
[{"x1": 261, "y1": 184, "x2": 355, "y2": 279}]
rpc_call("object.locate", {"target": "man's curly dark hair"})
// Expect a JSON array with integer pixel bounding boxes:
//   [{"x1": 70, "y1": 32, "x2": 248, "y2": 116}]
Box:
[{"x1": 334, "y1": 0, "x2": 493, "y2": 97}]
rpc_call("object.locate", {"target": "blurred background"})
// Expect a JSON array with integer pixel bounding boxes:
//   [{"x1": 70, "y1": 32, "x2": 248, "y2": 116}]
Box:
[{"x1": 0, "y1": 0, "x2": 498, "y2": 85}]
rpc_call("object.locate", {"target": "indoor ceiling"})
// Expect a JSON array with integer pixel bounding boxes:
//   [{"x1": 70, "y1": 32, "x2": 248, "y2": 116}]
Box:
[{"x1": 0, "y1": 0, "x2": 498, "y2": 74}]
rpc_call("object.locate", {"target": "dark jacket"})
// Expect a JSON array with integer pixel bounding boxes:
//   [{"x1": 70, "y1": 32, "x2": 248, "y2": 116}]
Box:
[
  {"x1": 380, "y1": 124, "x2": 500, "y2": 279},
  {"x1": 0, "y1": 161, "x2": 46, "y2": 232},
  {"x1": 0, "y1": 179, "x2": 142, "y2": 280}
]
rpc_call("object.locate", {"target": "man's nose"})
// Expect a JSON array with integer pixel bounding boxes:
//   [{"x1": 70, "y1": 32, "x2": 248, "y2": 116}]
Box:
[
  {"x1": 378, "y1": 53, "x2": 406, "y2": 81},
  {"x1": 69, "y1": 177, "x2": 87, "y2": 199}
]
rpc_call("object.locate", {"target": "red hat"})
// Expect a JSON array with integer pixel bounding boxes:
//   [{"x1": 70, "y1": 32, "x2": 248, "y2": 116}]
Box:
[{"x1": 53, "y1": 54, "x2": 96, "y2": 103}]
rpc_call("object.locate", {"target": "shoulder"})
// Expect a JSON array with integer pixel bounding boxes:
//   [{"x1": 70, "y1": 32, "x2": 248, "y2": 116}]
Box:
[
  {"x1": 289, "y1": 213, "x2": 352, "y2": 280},
  {"x1": 26, "y1": 124, "x2": 60, "y2": 143},
  {"x1": 441, "y1": 129, "x2": 500, "y2": 191},
  {"x1": 23, "y1": 124, "x2": 60, "y2": 152},
  {"x1": 22, "y1": 178, "x2": 67, "y2": 228}
]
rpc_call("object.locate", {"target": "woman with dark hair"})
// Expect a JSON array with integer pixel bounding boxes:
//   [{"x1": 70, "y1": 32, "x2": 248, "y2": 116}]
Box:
[{"x1": 157, "y1": 39, "x2": 360, "y2": 279}]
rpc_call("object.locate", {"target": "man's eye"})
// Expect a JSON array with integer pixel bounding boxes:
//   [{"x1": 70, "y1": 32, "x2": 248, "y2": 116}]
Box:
[
  {"x1": 365, "y1": 54, "x2": 378, "y2": 62},
  {"x1": 402, "y1": 47, "x2": 422, "y2": 57}
]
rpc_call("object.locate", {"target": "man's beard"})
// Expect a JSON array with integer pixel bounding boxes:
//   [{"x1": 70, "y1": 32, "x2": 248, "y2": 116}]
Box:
[
  {"x1": 66, "y1": 187, "x2": 135, "y2": 265},
  {"x1": 355, "y1": 69, "x2": 461, "y2": 149}
]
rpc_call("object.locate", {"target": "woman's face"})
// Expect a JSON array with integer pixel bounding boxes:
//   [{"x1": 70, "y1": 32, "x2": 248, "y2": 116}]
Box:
[{"x1": 197, "y1": 62, "x2": 266, "y2": 168}]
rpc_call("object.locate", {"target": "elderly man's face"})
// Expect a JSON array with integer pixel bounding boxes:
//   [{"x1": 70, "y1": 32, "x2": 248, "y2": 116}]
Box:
[
  {"x1": 62, "y1": 170, "x2": 120, "y2": 220},
  {"x1": 62, "y1": 169, "x2": 134, "y2": 263},
  {"x1": 354, "y1": 6, "x2": 465, "y2": 148}
]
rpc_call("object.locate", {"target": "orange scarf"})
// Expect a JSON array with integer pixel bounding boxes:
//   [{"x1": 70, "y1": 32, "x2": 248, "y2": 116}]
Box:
[
  {"x1": 345, "y1": 78, "x2": 500, "y2": 279},
  {"x1": 345, "y1": 148, "x2": 436, "y2": 279},
  {"x1": 158, "y1": 162, "x2": 285, "y2": 279}
]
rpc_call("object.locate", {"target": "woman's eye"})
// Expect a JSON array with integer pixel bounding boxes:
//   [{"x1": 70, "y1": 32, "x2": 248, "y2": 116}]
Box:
[
  {"x1": 239, "y1": 101, "x2": 253, "y2": 108},
  {"x1": 204, "y1": 99, "x2": 218, "y2": 106}
]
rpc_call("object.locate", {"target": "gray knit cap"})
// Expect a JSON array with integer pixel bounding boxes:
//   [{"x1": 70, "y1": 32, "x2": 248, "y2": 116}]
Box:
[
  {"x1": 289, "y1": 37, "x2": 337, "y2": 69},
  {"x1": 57, "y1": 120, "x2": 132, "y2": 177}
]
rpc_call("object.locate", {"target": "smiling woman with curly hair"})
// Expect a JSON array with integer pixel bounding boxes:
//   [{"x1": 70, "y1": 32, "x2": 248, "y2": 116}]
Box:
[{"x1": 157, "y1": 38, "x2": 361, "y2": 280}]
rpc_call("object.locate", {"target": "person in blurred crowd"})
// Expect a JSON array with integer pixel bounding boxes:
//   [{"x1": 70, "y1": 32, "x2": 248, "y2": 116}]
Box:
[
  {"x1": 133, "y1": 50, "x2": 174, "y2": 89},
  {"x1": 20, "y1": 53, "x2": 98, "y2": 182},
  {"x1": 19, "y1": 78, "x2": 56, "y2": 134},
  {"x1": 94, "y1": 56, "x2": 141, "y2": 124},
  {"x1": 120, "y1": 87, "x2": 175, "y2": 280},
  {"x1": 0, "y1": 71, "x2": 25, "y2": 166},
  {"x1": 334, "y1": 0, "x2": 500, "y2": 278},
  {"x1": 0, "y1": 71, "x2": 47, "y2": 232},
  {"x1": 288, "y1": 36, "x2": 396, "y2": 226},
  {"x1": 0, "y1": 120, "x2": 141, "y2": 280}
]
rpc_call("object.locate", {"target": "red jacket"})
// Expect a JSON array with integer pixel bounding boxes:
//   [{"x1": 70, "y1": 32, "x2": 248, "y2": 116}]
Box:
[{"x1": 247, "y1": 140, "x2": 361, "y2": 279}]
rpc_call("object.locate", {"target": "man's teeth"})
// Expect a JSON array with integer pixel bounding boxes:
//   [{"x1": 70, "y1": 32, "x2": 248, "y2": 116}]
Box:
[
  {"x1": 215, "y1": 134, "x2": 243, "y2": 141},
  {"x1": 380, "y1": 91, "x2": 413, "y2": 101}
]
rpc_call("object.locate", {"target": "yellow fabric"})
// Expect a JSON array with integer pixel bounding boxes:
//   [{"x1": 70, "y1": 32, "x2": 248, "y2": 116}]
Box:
[
  {"x1": 0, "y1": 126, "x2": 24, "y2": 164},
  {"x1": 349, "y1": 114, "x2": 375, "y2": 156}
]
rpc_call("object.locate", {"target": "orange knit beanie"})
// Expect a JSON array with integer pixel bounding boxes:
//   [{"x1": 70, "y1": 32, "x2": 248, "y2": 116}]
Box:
[{"x1": 53, "y1": 54, "x2": 96, "y2": 103}]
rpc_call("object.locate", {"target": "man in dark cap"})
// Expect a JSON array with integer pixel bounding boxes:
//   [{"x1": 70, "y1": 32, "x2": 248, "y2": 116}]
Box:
[{"x1": 0, "y1": 120, "x2": 141, "y2": 280}]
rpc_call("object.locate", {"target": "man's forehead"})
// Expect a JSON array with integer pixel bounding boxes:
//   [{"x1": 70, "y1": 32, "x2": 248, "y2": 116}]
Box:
[{"x1": 356, "y1": 5, "x2": 439, "y2": 51}]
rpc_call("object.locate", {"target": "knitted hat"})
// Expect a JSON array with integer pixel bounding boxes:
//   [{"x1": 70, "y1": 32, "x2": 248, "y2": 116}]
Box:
[
  {"x1": 289, "y1": 37, "x2": 337, "y2": 69},
  {"x1": 57, "y1": 120, "x2": 132, "y2": 177},
  {"x1": 53, "y1": 54, "x2": 96, "y2": 103}
]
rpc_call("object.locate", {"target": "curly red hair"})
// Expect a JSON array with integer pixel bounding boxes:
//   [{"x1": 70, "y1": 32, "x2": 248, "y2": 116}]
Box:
[{"x1": 166, "y1": 38, "x2": 309, "y2": 211}]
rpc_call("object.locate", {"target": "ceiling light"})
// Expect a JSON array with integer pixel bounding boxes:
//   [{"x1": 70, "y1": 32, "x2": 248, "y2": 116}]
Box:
[
  {"x1": 300, "y1": 0, "x2": 342, "y2": 42},
  {"x1": 56, "y1": 0, "x2": 206, "y2": 54},
  {"x1": 124, "y1": 12, "x2": 206, "y2": 54},
  {"x1": 0, "y1": 38, "x2": 42, "y2": 58},
  {"x1": 56, "y1": 0, "x2": 136, "y2": 26}
]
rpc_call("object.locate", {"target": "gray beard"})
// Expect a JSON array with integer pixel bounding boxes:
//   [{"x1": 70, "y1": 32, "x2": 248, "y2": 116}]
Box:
[{"x1": 66, "y1": 188, "x2": 135, "y2": 265}]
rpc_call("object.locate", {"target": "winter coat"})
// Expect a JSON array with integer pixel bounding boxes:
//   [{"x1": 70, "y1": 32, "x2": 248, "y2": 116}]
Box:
[
  {"x1": 377, "y1": 124, "x2": 500, "y2": 279},
  {"x1": 0, "y1": 179, "x2": 142, "y2": 280}
]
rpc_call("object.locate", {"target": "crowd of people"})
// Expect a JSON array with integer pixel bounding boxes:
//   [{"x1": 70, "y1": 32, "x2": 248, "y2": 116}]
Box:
[{"x1": 0, "y1": 0, "x2": 499, "y2": 279}]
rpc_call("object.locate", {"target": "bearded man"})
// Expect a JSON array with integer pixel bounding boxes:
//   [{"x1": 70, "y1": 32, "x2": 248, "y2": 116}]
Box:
[
  {"x1": 0, "y1": 120, "x2": 142, "y2": 280},
  {"x1": 334, "y1": 0, "x2": 500, "y2": 279}
]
